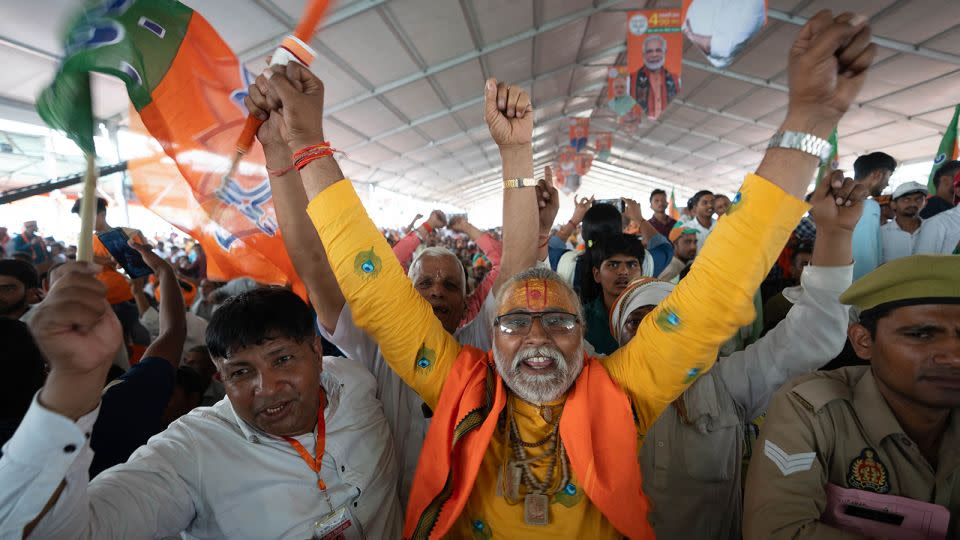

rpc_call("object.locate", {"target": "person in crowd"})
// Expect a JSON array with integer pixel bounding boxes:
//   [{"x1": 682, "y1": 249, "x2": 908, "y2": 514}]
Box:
[
  {"x1": 252, "y1": 9, "x2": 876, "y2": 535},
  {"x1": 850, "y1": 151, "x2": 896, "y2": 278},
  {"x1": 713, "y1": 193, "x2": 731, "y2": 217},
  {"x1": 1, "y1": 271, "x2": 401, "y2": 537},
  {"x1": 583, "y1": 234, "x2": 647, "y2": 355},
  {"x1": 743, "y1": 254, "x2": 960, "y2": 539},
  {"x1": 190, "y1": 276, "x2": 259, "y2": 319},
  {"x1": 763, "y1": 240, "x2": 814, "y2": 332},
  {"x1": 877, "y1": 194, "x2": 893, "y2": 224},
  {"x1": 622, "y1": 197, "x2": 674, "y2": 277},
  {"x1": 71, "y1": 197, "x2": 152, "y2": 358},
  {"x1": 84, "y1": 242, "x2": 186, "y2": 477},
  {"x1": 919, "y1": 159, "x2": 959, "y2": 219},
  {"x1": 179, "y1": 242, "x2": 207, "y2": 280},
  {"x1": 686, "y1": 189, "x2": 715, "y2": 251},
  {"x1": 160, "y1": 365, "x2": 209, "y2": 428},
  {"x1": 611, "y1": 170, "x2": 861, "y2": 539},
  {"x1": 658, "y1": 223, "x2": 699, "y2": 282},
  {"x1": 634, "y1": 34, "x2": 679, "y2": 119},
  {"x1": 0, "y1": 319, "x2": 47, "y2": 449},
  {"x1": 914, "y1": 196, "x2": 960, "y2": 255},
  {"x1": 880, "y1": 180, "x2": 926, "y2": 264},
  {"x1": 647, "y1": 188, "x2": 677, "y2": 237},
  {"x1": 8, "y1": 220, "x2": 50, "y2": 272},
  {"x1": 181, "y1": 344, "x2": 225, "y2": 406},
  {"x1": 0, "y1": 259, "x2": 41, "y2": 320},
  {"x1": 392, "y1": 210, "x2": 502, "y2": 328},
  {"x1": 0, "y1": 226, "x2": 9, "y2": 258},
  {"x1": 252, "y1": 80, "x2": 558, "y2": 508}
]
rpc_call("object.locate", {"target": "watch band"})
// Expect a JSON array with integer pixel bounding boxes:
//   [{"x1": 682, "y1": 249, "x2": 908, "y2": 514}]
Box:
[
  {"x1": 503, "y1": 177, "x2": 538, "y2": 189},
  {"x1": 767, "y1": 131, "x2": 833, "y2": 165}
]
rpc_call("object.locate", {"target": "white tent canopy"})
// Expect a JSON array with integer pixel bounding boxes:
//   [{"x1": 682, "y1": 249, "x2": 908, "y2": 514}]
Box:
[{"x1": 1, "y1": 0, "x2": 958, "y2": 220}]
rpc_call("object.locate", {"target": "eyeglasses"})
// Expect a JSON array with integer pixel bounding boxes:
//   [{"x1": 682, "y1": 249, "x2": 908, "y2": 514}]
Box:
[{"x1": 495, "y1": 311, "x2": 580, "y2": 336}]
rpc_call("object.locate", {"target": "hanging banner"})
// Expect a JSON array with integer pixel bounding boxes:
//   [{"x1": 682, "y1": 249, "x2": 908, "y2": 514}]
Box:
[
  {"x1": 558, "y1": 148, "x2": 580, "y2": 194},
  {"x1": 606, "y1": 67, "x2": 639, "y2": 118},
  {"x1": 569, "y1": 118, "x2": 590, "y2": 152},
  {"x1": 594, "y1": 132, "x2": 613, "y2": 162},
  {"x1": 575, "y1": 152, "x2": 593, "y2": 177},
  {"x1": 682, "y1": 0, "x2": 767, "y2": 68},
  {"x1": 627, "y1": 9, "x2": 683, "y2": 120}
]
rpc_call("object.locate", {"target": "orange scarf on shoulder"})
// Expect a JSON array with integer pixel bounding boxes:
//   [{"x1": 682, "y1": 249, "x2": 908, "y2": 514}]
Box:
[{"x1": 404, "y1": 345, "x2": 653, "y2": 539}]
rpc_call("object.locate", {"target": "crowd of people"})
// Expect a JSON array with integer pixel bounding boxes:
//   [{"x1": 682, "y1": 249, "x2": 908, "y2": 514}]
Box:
[{"x1": 1, "y1": 10, "x2": 958, "y2": 540}]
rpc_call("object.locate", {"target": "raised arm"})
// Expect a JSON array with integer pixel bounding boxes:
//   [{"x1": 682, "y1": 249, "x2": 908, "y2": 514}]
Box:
[
  {"x1": 486, "y1": 79, "x2": 547, "y2": 296},
  {"x1": 129, "y1": 243, "x2": 186, "y2": 369},
  {"x1": 394, "y1": 211, "x2": 446, "y2": 271},
  {"x1": 602, "y1": 10, "x2": 876, "y2": 430},
  {"x1": 249, "y1": 63, "x2": 463, "y2": 408},
  {"x1": 717, "y1": 172, "x2": 863, "y2": 419},
  {"x1": 245, "y1": 81, "x2": 345, "y2": 332}
]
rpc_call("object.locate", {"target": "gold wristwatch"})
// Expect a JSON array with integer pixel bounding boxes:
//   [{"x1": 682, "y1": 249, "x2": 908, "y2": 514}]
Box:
[{"x1": 503, "y1": 177, "x2": 538, "y2": 189}]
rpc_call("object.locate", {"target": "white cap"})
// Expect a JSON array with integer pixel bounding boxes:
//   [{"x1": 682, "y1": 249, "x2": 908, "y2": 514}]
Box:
[{"x1": 892, "y1": 181, "x2": 927, "y2": 200}]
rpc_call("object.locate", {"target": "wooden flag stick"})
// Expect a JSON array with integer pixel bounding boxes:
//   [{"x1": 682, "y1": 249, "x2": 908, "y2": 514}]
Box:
[{"x1": 76, "y1": 152, "x2": 99, "y2": 262}]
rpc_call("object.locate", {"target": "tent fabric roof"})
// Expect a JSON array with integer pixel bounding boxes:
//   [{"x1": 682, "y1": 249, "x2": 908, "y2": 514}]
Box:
[{"x1": 1, "y1": 0, "x2": 958, "y2": 208}]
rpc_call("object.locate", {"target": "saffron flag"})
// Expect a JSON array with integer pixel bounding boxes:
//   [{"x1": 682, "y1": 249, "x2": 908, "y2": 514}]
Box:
[
  {"x1": 37, "y1": 0, "x2": 302, "y2": 291},
  {"x1": 928, "y1": 105, "x2": 960, "y2": 193},
  {"x1": 681, "y1": 0, "x2": 767, "y2": 68},
  {"x1": 569, "y1": 118, "x2": 590, "y2": 152},
  {"x1": 669, "y1": 188, "x2": 680, "y2": 220},
  {"x1": 627, "y1": 9, "x2": 683, "y2": 120},
  {"x1": 816, "y1": 129, "x2": 839, "y2": 186}
]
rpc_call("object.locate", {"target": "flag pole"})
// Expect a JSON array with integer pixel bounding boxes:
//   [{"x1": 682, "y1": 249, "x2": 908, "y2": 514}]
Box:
[{"x1": 76, "y1": 151, "x2": 99, "y2": 262}]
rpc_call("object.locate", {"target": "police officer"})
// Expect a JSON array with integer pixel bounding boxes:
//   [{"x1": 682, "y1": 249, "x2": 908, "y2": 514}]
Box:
[{"x1": 743, "y1": 254, "x2": 960, "y2": 539}]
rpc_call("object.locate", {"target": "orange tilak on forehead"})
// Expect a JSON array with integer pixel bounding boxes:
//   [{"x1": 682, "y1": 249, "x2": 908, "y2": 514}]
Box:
[{"x1": 501, "y1": 279, "x2": 575, "y2": 314}]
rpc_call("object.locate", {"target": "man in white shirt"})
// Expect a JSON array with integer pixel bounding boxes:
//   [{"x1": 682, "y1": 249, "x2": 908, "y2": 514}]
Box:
[
  {"x1": 686, "y1": 190, "x2": 716, "y2": 252},
  {"x1": 914, "y1": 202, "x2": 960, "y2": 255},
  {"x1": 880, "y1": 181, "x2": 926, "y2": 263},
  {"x1": 0, "y1": 270, "x2": 401, "y2": 539}
]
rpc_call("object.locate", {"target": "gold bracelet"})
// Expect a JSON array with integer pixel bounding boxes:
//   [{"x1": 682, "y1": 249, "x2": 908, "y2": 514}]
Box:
[{"x1": 503, "y1": 177, "x2": 538, "y2": 189}]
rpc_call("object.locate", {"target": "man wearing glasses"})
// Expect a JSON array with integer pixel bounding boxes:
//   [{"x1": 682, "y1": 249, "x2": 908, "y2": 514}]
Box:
[{"x1": 247, "y1": 9, "x2": 876, "y2": 536}]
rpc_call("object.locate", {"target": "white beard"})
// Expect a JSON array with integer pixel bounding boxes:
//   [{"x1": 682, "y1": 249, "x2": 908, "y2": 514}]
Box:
[
  {"x1": 646, "y1": 58, "x2": 665, "y2": 71},
  {"x1": 493, "y1": 343, "x2": 584, "y2": 404}
]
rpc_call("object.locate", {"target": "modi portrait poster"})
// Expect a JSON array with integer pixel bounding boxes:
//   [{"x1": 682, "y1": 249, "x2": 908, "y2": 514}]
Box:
[{"x1": 627, "y1": 9, "x2": 683, "y2": 121}]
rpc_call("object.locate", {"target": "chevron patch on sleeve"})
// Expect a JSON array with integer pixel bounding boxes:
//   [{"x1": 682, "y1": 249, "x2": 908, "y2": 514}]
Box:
[{"x1": 764, "y1": 440, "x2": 817, "y2": 476}]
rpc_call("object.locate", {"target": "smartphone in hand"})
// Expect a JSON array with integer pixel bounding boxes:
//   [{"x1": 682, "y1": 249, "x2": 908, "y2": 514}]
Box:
[
  {"x1": 594, "y1": 198, "x2": 625, "y2": 212},
  {"x1": 96, "y1": 228, "x2": 154, "y2": 279}
]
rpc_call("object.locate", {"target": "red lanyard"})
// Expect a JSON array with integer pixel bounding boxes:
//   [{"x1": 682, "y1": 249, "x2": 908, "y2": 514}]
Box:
[{"x1": 283, "y1": 393, "x2": 328, "y2": 491}]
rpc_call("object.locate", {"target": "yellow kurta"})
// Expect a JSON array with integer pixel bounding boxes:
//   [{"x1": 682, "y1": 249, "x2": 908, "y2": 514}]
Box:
[
  {"x1": 452, "y1": 396, "x2": 619, "y2": 539},
  {"x1": 306, "y1": 173, "x2": 808, "y2": 536}
]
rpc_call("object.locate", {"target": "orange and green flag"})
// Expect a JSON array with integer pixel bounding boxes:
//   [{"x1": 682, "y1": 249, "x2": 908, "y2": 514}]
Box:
[
  {"x1": 37, "y1": 0, "x2": 302, "y2": 292},
  {"x1": 668, "y1": 188, "x2": 680, "y2": 220},
  {"x1": 928, "y1": 105, "x2": 959, "y2": 193}
]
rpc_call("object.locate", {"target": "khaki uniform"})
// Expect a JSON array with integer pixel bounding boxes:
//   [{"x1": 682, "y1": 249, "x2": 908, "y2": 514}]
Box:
[{"x1": 743, "y1": 366, "x2": 960, "y2": 539}]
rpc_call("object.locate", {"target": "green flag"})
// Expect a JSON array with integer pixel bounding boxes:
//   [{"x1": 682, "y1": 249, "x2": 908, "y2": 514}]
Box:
[
  {"x1": 928, "y1": 104, "x2": 960, "y2": 193},
  {"x1": 815, "y1": 129, "x2": 839, "y2": 186},
  {"x1": 36, "y1": 0, "x2": 194, "y2": 154}
]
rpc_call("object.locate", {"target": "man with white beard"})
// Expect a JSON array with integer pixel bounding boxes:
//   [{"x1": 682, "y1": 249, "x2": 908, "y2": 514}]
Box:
[{"x1": 250, "y1": 9, "x2": 878, "y2": 535}]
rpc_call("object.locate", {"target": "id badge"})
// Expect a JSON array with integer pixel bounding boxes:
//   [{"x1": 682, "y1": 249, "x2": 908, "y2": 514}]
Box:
[{"x1": 312, "y1": 505, "x2": 363, "y2": 540}]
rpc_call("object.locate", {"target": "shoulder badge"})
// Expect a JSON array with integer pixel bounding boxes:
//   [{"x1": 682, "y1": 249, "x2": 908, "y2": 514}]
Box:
[{"x1": 847, "y1": 448, "x2": 890, "y2": 494}]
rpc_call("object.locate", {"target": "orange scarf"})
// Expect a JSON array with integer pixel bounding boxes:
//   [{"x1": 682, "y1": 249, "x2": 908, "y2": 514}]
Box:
[{"x1": 404, "y1": 346, "x2": 653, "y2": 539}]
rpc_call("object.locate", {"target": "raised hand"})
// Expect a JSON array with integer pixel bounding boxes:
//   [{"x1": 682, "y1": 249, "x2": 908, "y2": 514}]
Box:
[
  {"x1": 427, "y1": 210, "x2": 448, "y2": 230},
  {"x1": 129, "y1": 240, "x2": 175, "y2": 276},
  {"x1": 255, "y1": 63, "x2": 327, "y2": 148},
  {"x1": 483, "y1": 78, "x2": 533, "y2": 148},
  {"x1": 571, "y1": 195, "x2": 594, "y2": 225},
  {"x1": 32, "y1": 262, "x2": 122, "y2": 419},
  {"x1": 787, "y1": 11, "x2": 875, "y2": 134},
  {"x1": 809, "y1": 170, "x2": 869, "y2": 231},
  {"x1": 536, "y1": 166, "x2": 560, "y2": 233},
  {"x1": 623, "y1": 198, "x2": 645, "y2": 224}
]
